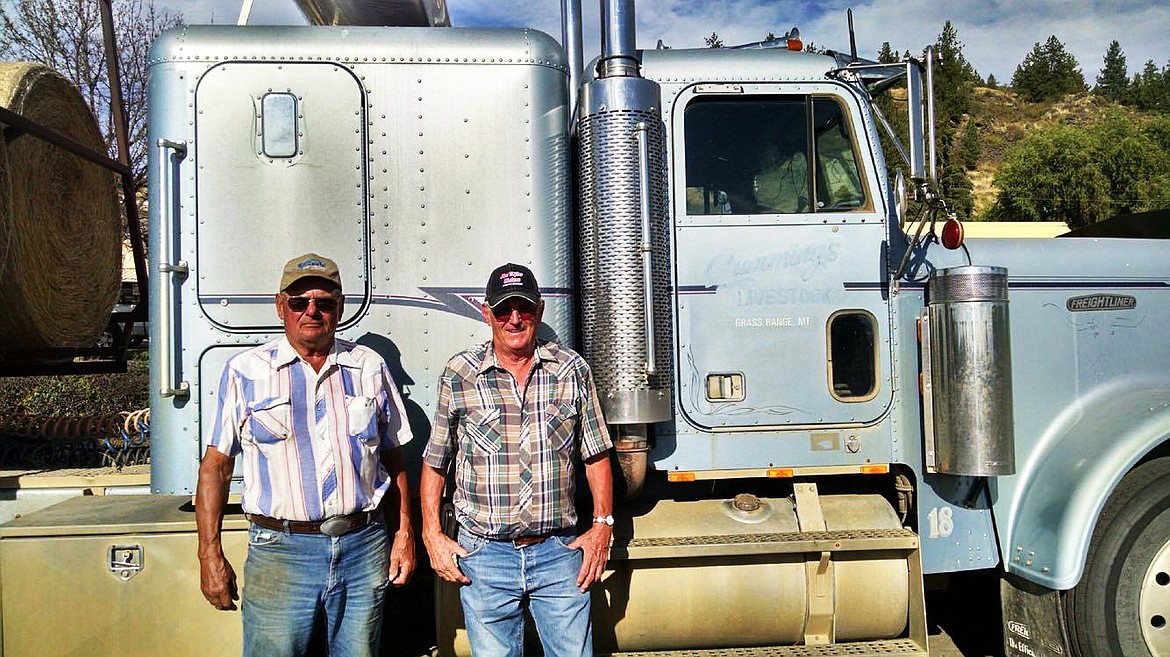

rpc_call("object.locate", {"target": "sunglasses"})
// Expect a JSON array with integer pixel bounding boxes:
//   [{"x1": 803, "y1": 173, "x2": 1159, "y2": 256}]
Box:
[
  {"x1": 284, "y1": 295, "x2": 340, "y2": 313},
  {"x1": 491, "y1": 301, "x2": 538, "y2": 321}
]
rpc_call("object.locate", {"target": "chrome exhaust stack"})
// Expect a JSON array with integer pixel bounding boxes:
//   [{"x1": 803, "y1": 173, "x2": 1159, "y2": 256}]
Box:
[{"x1": 576, "y1": 1, "x2": 671, "y2": 495}]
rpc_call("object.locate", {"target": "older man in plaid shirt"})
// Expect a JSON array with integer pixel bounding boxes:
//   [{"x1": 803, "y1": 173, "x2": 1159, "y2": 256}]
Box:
[{"x1": 420, "y1": 262, "x2": 613, "y2": 657}]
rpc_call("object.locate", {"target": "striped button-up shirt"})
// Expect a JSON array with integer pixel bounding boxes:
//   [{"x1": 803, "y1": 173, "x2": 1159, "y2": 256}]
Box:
[
  {"x1": 208, "y1": 336, "x2": 412, "y2": 521},
  {"x1": 424, "y1": 340, "x2": 612, "y2": 539}
]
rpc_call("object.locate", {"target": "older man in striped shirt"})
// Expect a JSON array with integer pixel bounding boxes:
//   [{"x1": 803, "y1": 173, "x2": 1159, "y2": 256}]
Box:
[
  {"x1": 196, "y1": 253, "x2": 415, "y2": 657},
  {"x1": 420, "y1": 263, "x2": 613, "y2": 657}
]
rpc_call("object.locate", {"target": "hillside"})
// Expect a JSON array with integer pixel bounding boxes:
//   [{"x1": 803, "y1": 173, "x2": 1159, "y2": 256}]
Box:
[{"x1": 963, "y1": 87, "x2": 1141, "y2": 217}]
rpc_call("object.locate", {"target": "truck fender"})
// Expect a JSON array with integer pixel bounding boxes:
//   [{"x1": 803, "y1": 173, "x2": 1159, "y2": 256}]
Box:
[{"x1": 1001, "y1": 380, "x2": 1170, "y2": 590}]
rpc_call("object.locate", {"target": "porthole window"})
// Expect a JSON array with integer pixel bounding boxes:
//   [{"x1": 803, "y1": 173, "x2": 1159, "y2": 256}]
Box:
[{"x1": 827, "y1": 310, "x2": 878, "y2": 401}]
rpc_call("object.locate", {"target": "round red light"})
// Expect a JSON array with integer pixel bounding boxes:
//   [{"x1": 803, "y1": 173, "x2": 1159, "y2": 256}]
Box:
[{"x1": 941, "y1": 218, "x2": 965, "y2": 250}]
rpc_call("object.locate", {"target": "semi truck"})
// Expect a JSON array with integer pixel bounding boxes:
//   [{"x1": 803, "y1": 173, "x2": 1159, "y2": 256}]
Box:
[{"x1": 1, "y1": 1, "x2": 1168, "y2": 656}]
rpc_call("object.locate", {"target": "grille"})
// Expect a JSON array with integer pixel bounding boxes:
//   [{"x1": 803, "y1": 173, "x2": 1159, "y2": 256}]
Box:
[
  {"x1": 577, "y1": 108, "x2": 673, "y2": 400},
  {"x1": 928, "y1": 266, "x2": 1009, "y2": 304}
]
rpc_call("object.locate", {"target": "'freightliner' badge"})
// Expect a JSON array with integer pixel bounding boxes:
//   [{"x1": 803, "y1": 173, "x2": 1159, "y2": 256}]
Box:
[{"x1": 1066, "y1": 294, "x2": 1137, "y2": 312}]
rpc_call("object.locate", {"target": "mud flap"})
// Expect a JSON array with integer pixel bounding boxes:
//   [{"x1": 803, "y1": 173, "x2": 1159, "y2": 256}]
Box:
[{"x1": 1000, "y1": 573, "x2": 1072, "y2": 657}]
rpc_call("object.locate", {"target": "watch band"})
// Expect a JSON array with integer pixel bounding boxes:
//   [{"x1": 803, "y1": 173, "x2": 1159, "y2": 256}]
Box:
[{"x1": 593, "y1": 514, "x2": 615, "y2": 526}]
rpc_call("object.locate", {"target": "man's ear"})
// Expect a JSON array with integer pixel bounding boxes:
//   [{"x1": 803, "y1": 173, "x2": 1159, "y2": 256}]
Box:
[
  {"x1": 480, "y1": 303, "x2": 493, "y2": 326},
  {"x1": 275, "y1": 294, "x2": 285, "y2": 321}
]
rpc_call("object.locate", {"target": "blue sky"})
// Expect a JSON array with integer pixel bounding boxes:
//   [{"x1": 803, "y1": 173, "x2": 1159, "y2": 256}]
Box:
[{"x1": 166, "y1": 0, "x2": 1168, "y2": 84}]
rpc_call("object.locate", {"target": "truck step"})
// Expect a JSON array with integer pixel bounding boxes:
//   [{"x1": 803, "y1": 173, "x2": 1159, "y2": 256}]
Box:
[
  {"x1": 612, "y1": 527, "x2": 919, "y2": 560},
  {"x1": 604, "y1": 638, "x2": 927, "y2": 657}
]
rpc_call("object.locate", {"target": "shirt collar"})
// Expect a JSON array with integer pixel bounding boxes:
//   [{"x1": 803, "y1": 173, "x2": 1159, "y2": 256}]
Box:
[
  {"x1": 273, "y1": 336, "x2": 358, "y2": 370},
  {"x1": 477, "y1": 340, "x2": 559, "y2": 377}
]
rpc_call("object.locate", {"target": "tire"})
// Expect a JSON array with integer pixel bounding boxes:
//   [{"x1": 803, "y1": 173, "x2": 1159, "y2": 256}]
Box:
[
  {"x1": 1066, "y1": 457, "x2": 1170, "y2": 657},
  {"x1": 95, "y1": 322, "x2": 122, "y2": 348}
]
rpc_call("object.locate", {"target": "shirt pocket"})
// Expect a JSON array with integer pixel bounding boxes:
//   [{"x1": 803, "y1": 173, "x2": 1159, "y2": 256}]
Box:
[
  {"x1": 545, "y1": 402, "x2": 579, "y2": 452},
  {"x1": 463, "y1": 408, "x2": 502, "y2": 455},
  {"x1": 247, "y1": 396, "x2": 291, "y2": 445},
  {"x1": 346, "y1": 395, "x2": 380, "y2": 446}
]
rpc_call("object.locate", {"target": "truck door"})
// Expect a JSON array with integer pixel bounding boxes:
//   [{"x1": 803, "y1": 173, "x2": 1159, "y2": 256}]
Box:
[
  {"x1": 193, "y1": 62, "x2": 370, "y2": 330},
  {"x1": 671, "y1": 89, "x2": 892, "y2": 430}
]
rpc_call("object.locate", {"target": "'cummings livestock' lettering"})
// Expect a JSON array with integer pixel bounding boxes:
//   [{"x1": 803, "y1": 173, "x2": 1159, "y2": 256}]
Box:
[
  {"x1": 706, "y1": 243, "x2": 839, "y2": 286},
  {"x1": 1066, "y1": 294, "x2": 1136, "y2": 312}
]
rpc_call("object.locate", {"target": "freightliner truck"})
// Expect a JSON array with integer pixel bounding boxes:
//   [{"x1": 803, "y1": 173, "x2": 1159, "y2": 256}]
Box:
[{"x1": 0, "y1": 1, "x2": 1167, "y2": 656}]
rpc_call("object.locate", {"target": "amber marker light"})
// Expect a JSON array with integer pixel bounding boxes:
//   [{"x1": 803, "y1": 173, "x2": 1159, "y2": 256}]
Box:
[
  {"x1": 667, "y1": 471, "x2": 696, "y2": 482},
  {"x1": 861, "y1": 464, "x2": 890, "y2": 475},
  {"x1": 767, "y1": 468, "x2": 795, "y2": 478}
]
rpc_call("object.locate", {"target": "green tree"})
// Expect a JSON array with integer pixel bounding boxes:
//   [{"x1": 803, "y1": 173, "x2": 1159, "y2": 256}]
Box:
[
  {"x1": 1095, "y1": 40, "x2": 1129, "y2": 103},
  {"x1": 877, "y1": 41, "x2": 897, "y2": 63},
  {"x1": 986, "y1": 73, "x2": 997, "y2": 88},
  {"x1": 705, "y1": 31, "x2": 723, "y2": 48},
  {"x1": 930, "y1": 21, "x2": 980, "y2": 217},
  {"x1": 933, "y1": 21, "x2": 979, "y2": 120},
  {"x1": 992, "y1": 125, "x2": 1109, "y2": 227},
  {"x1": 1131, "y1": 59, "x2": 1170, "y2": 111},
  {"x1": 1010, "y1": 35, "x2": 1087, "y2": 102},
  {"x1": 958, "y1": 118, "x2": 980, "y2": 170},
  {"x1": 991, "y1": 114, "x2": 1170, "y2": 227}
]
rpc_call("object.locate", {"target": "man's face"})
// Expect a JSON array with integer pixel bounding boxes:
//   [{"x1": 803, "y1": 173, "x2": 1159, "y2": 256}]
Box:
[
  {"x1": 276, "y1": 278, "x2": 344, "y2": 350},
  {"x1": 481, "y1": 297, "x2": 543, "y2": 357}
]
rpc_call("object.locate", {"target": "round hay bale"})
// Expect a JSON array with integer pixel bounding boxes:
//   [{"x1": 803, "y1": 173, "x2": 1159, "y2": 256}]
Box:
[{"x1": 0, "y1": 62, "x2": 121, "y2": 349}]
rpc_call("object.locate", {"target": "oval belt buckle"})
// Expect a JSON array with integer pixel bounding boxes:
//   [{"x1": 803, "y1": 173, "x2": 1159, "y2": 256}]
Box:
[{"x1": 320, "y1": 516, "x2": 351, "y2": 537}]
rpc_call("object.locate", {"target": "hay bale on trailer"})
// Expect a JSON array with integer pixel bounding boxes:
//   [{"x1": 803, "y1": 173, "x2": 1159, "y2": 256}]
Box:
[{"x1": 0, "y1": 62, "x2": 121, "y2": 349}]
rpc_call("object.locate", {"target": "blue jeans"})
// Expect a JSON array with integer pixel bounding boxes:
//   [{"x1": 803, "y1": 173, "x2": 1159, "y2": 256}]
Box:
[
  {"x1": 456, "y1": 527, "x2": 592, "y2": 657},
  {"x1": 242, "y1": 521, "x2": 390, "y2": 657}
]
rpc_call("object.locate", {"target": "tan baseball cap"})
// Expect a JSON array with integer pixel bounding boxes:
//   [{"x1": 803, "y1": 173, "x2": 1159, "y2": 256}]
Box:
[{"x1": 279, "y1": 253, "x2": 342, "y2": 292}]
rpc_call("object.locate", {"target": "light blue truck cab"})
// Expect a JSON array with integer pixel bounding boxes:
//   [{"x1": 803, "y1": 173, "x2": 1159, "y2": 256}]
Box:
[{"x1": 0, "y1": 2, "x2": 1165, "y2": 656}]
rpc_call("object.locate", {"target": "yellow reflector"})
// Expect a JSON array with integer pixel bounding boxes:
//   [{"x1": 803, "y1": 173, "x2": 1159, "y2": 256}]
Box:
[
  {"x1": 861, "y1": 464, "x2": 890, "y2": 474},
  {"x1": 767, "y1": 468, "x2": 794, "y2": 478},
  {"x1": 667, "y1": 471, "x2": 696, "y2": 482}
]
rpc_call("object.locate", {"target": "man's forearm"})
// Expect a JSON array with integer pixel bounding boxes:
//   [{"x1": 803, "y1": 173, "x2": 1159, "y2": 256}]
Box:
[
  {"x1": 381, "y1": 448, "x2": 412, "y2": 534},
  {"x1": 419, "y1": 463, "x2": 448, "y2": 536},
  {"x1": 196, "y1": 449, "x2": 233, "y2": 559},
  {"x1": 583, "y1": 451, "x2": 614, "y2": 518}
]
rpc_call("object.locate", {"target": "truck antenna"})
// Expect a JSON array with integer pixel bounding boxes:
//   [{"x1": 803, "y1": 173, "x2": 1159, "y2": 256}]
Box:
[{"x1": 847, "y1": 8, "x2": 858, "y2": 63}]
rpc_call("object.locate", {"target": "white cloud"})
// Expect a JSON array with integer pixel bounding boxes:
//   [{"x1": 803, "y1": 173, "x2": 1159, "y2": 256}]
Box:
[{"x1": 164, "y1": 0, "x2": 1167, "y2": 82}]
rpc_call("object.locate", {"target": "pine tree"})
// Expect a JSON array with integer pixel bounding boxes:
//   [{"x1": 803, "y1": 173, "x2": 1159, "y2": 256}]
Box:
[
  {"x1": 1095, "y1": 40, "x2": 1129, "y2": 103},
  {"x1": 1011, "y1": 35, "x2": 1087, "y2": 102},
  {"x1": 933, "y1": 21, "x2": 979, "y2": 124},
  {"x1": 986, "y1": 73, "x2": 997, "y2": 88},
  {"x1": 930, "y1": 21, "x2": 980, "y2": 217},
  {"x1": 1130, "y1": 59, "x2": 1170, "y2": 111},
  {"x1": 959, "y1": 119, "x2": 980, "y2": 170},
  {"x1": 705, "y1": 32, "x2": 723, "y2": 48},
  {"x1": 877, "y1": 42, "x2": 897, "y2": 64}
]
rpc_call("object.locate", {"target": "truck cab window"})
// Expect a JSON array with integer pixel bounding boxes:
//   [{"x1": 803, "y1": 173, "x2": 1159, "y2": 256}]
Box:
[
  {"x1": 813, "y1": 99, "x2": 866, "y2": 211},
  {"x1": 683, "y1": 95, "x2": 866, "y2": 215},
  {"x1": 827, "y1": 310, "x2": 878, "y2": 401}
]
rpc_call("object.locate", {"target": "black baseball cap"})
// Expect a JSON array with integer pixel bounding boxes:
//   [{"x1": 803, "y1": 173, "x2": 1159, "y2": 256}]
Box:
[{"x1": 485, "y1": 263, "x2": 541, "y2": 308}]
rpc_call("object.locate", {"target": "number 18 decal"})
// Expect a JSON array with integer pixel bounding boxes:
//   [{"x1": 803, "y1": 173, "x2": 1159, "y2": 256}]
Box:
[{"x1": 927, "y1": 506, "x2": 954, "y2": 538}]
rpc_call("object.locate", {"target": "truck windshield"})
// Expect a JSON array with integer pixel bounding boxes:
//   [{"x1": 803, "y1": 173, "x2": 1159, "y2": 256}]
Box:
[{"x1": 684, "y1": 95, "x2": 866, "y2": 215}]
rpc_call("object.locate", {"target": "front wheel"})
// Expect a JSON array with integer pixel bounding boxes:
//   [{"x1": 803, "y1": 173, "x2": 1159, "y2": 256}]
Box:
[{"x1": 1065, "y1": 456, "x2": 1170, "y2": 656}]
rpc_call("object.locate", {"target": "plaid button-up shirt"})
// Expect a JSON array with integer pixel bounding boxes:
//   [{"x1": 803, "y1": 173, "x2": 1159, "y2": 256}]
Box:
[{"x1": 424, "y1": 340, "x2": 612, "y2": 539}]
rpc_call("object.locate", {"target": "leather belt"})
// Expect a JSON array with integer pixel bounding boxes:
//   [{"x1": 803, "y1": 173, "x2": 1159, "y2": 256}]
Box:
[
  {"x1": 247, "y1": 511, "x2": 379, "y2": 537},
  {"x1": 511, "y1": 533, "x2": 553, "y2": 548}
]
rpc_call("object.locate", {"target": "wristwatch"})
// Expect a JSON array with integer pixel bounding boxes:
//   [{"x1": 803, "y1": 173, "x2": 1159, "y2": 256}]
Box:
[{"x1": 593, "y1": 515, "x2": 615, "y2": 526}]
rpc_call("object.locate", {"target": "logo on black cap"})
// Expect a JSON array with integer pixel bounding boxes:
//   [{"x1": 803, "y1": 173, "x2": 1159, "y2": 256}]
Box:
[{"x1": 485, "y1": 263, "x2": 541, "y2": 308}]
